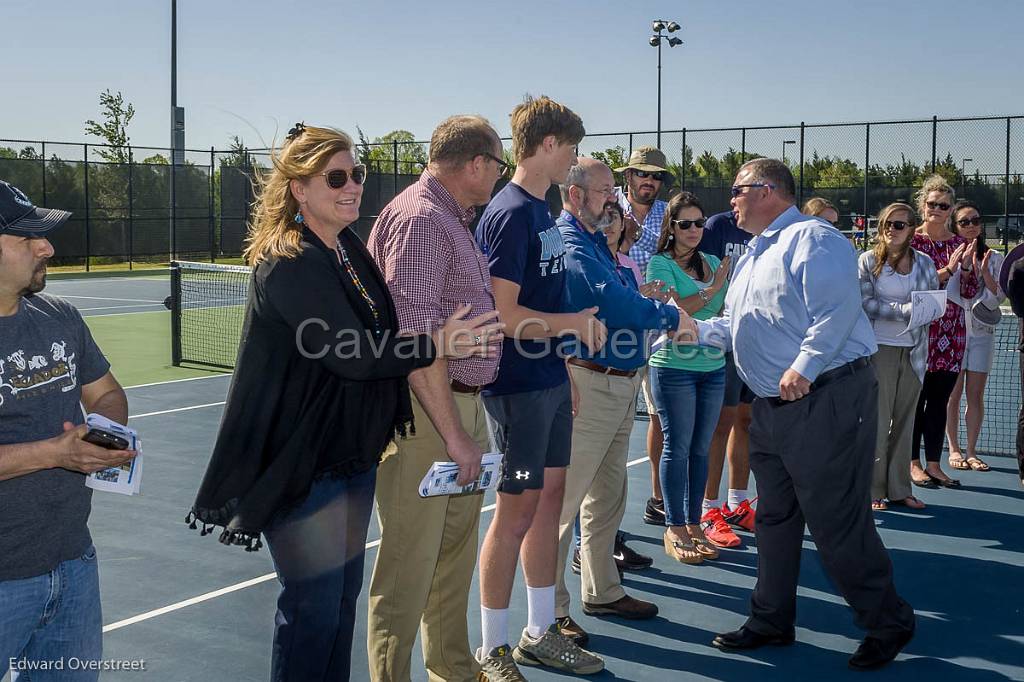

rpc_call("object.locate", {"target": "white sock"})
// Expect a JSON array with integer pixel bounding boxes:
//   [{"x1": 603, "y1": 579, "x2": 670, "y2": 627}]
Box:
[
  {"x1": 727, "y1": 489, "x2": 749, "y2": 508},
  {"x1": 702, "y1": 497, "x2": 721, "y2": 515},
  {"x1": 481, "y1": 606, "x2": 509, "y2": 654},
  {"x1": 526, "y1": 584, "x2": 555, "y2": 638}
]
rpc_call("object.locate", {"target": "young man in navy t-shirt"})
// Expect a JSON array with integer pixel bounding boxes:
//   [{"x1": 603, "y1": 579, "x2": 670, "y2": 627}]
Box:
[
  {"x1": 697, "y1": 210, "x2": 758, "y2": 540},
  {"x1": 474, "y1": 96, "x2": 607, "y2": 677}
]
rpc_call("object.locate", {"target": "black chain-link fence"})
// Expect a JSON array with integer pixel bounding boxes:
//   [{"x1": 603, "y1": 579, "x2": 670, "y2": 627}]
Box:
[{"x1": 3, "y1": 114, "x2": 1024, "y2": 268}]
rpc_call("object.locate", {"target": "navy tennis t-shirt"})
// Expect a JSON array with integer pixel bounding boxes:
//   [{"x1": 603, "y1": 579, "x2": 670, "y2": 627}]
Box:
[
  {"x1": 698, "y1": 210, "x2": 752, "y2": 277},
  {"x1": 476, "y1": 182, "x2": 568, "y2": 396}
]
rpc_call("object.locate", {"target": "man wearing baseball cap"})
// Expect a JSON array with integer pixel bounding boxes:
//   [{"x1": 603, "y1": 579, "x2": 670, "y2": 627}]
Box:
[{"x1": 0, "y1": 181, "x2": 135, "y2": 680}]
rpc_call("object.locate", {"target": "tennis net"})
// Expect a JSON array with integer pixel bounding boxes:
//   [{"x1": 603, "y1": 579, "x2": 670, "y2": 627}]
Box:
[{"x1": 170, "y1": 261, "x2": 252, "y2": 369}]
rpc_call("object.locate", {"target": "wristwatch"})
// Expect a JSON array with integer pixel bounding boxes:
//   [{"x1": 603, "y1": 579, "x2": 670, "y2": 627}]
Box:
[{"x1": 697, "y1": 288, "x2": 711, "y2": 304}]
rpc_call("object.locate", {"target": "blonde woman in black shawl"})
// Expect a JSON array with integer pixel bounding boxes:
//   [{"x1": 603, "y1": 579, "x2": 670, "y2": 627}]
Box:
[{"x1": 187, "y1": 124, "x2": 501, "y2": 682}]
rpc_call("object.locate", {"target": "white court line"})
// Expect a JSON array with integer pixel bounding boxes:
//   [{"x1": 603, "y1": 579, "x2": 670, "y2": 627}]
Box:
[
  {"x1": 78, "y1": 304, "x2": 165, "y2": 312},
  {"x1": 102, "y1": 454, "x2": 653, "y2": 633},
  {"x1": 129, "y1": 402, "x2": 226, "y2": 420},
  {"x1": 124, "y1": 374, "x2": 231, "y2": 390},
  {"x1": 61, "y1": 295, "x2": 165, "y2": 303},
  {"x1": 83, "y1": 309, "x2": 168, "y2": 318}
]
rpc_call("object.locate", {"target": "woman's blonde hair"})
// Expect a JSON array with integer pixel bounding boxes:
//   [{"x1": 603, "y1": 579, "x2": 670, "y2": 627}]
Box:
[
  {"x1": 243, "y1": 125, "x2": 356, "y2": 266},
  {"x1": 914, "y1": 174, "x2": 955, "y2": 223},
  {"x1": 871, "y1": 202, "x2": 916, "y2": 277},
  {"x1": 802, "y1": 196, "x2": 837, "y2": 218}
]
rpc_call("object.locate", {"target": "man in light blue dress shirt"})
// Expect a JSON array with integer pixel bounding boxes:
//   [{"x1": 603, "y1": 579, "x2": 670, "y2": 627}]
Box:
[{"x1": 680, "y1": 159, "x2": 916, "y2": 671}]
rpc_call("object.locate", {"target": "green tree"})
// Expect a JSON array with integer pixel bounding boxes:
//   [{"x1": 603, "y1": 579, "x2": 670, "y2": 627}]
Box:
[
  {"x1": 84, "y1": 89, "x2": 135, "y2": 163},
  {"x1": 356, "y1": 128, "x2": 427, "y2": 175}
]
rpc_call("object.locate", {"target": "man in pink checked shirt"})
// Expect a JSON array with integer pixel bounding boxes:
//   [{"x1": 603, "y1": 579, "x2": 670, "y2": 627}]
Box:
[{"x1": 366, "y1": 115, "x2": 507, "y2": 682}]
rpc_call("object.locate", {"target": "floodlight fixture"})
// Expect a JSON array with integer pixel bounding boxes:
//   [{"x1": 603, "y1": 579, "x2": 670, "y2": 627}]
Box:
[{"x1": 667, "y1": 21, "x2": 681, "y2": 32}]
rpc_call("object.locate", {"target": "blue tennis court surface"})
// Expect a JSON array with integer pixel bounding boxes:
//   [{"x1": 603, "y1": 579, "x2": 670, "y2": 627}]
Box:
[{"x1": 7, "y1": 372, "x2": 1014, "y2": 681}]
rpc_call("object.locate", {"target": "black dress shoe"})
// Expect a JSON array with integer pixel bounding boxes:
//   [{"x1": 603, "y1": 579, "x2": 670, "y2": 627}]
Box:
[
  {"x1": 848, "y1": 627, "x2": 914, "y2": 670},
  {"x1": 712, "y1": 626, "x2": 795, "y2": 651},
  {"x1": 928, "y1": 473, "x2": 961, "y2": 488},
  {"x1": 614, "y1": 531, "x2": 653, "y2": 571}
]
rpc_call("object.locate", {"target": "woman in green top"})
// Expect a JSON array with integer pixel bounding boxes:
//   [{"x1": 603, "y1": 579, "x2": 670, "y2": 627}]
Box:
[{"x1": 646, "y1": 192, "x2": 730, "y2": 565}]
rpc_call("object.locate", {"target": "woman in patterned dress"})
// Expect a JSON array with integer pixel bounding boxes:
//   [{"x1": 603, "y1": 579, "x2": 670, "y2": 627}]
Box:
[{"x1": 908, "y1": 175, "x2": 980, "y2": 489}]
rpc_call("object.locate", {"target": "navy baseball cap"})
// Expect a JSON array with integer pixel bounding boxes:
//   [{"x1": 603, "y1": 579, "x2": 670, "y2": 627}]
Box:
[{"x1": 0, "y1": 181, "x2": 72, "y2": 237}]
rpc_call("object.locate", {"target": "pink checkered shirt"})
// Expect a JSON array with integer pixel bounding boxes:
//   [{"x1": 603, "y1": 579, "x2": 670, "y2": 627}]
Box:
[{"x1": 368, "y1": 171, "x2": 500, "y2": 387}]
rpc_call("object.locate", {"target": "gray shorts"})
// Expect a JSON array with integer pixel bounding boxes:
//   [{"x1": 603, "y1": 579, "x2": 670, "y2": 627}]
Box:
[
  {"x1": 482, "y1": 382, "x2": 573, "y2": 494},
  {"x1": 964, "y1": 333, "x2": 995, "y2": 373}
]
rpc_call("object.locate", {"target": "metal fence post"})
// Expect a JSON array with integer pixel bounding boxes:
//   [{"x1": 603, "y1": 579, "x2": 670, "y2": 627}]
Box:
[
  {"x1": 40, "y1": 141, "x2": 46, "y2": 206},
  {"x1": 128, "y1": 145, "x2": 134, "y2": 270},
  {"x1": 1005, "y1": 117, "x2": 1011, "y2": 252},
  {"x1": 170, "y1": 149, "x2": 177, "y2": 263},
  {"x1": 680, "y1": 128, "x2": 687, "y2": 190},
  {"x1": 83, "y1": 144, "x2": 90, "y2": 272},
  {"x1": 798, "y1": 122, "x2": 805, "y2": 206},
  {"x1": 209, "y1": 146, "x2": 215, "y2": 262},
  {"x1": 741, "y1": 127, "x2": 746, "y2": 159},
  {"x1": 931, "y1": 115, "x2": 938, "y2": 173},
  {"x1": 392, "y1": 140, "x2": 399, "y2": 197},
  {"x1": 863, "y1": 123, "x2": 870, "y2": 250},
  {"x1": 628, "y1": 133, "x2": 634, "y2": 156}
]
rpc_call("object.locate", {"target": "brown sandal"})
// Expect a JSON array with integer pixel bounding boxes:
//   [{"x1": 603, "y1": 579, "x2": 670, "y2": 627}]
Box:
[
  {"x1": 686, "y1": 527, "x2": 720, "y2": 560},
  {"x1": 966, "y1": 457, "x2": 990, "y2": 471},
  {"x1": 664, "y1": 531, "x2": 703, "y2": 564},
  {"x1": 949, "y1": 455, "x2": 970, "y2": 471}
]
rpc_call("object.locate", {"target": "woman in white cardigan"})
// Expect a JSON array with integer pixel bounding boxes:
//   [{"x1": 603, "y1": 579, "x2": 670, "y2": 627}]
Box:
[
  {"x1": 945, "y1": 199, "x2": 1006, "y2": 472},
  {"x1": 858, "y1": 202, "x2": 940, "y2": 511}
]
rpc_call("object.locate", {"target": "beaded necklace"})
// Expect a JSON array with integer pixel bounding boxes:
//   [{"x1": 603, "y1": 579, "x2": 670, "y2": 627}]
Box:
[{"x1": 335, "y1": 237, "x2": 383, "y2": 335}]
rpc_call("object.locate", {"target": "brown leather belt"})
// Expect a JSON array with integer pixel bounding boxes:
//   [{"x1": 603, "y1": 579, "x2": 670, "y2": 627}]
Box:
[
  {"x1": 450, "y1": 379, "x2": 483, "y2": 395},
  {"x1": 567, "y1": 357, "x2": 637, "y2": 378}
]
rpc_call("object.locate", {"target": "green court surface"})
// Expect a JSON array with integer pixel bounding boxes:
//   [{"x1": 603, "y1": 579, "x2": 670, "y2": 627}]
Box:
[{"x1": 84, "y1": 310, "x2": 228, "y2": 387}]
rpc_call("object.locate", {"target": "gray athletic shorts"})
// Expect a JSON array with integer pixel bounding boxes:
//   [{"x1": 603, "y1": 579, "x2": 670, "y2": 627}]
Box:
[
  {"x1": 964, "y1": 333, "x2": 995, "y2": 373},
  {"x1": 482, "y1": 382, "x2": 573, "y2": 494}
]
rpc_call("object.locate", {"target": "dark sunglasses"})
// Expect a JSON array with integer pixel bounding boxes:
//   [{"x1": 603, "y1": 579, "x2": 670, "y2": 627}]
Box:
[
  {"x1": 632, "y1": 169, "x2": 668, "y2": 182},
  {"x1": 926, "y1": 200, "x2": 951, "y2": 211},
  {"x1": 319, "y1": 165, "x2": 367, "y2": 189},
  {"x1": 730, "y1": 183, "x2": 775, "y2": 197},
  {"x1": 482, "y1": 152, "x2": 512, "y2": 176},
  {"x1": 884, "y1": 220, "x2": 911, "y2": 231},
  {"x1": 956, "y1": 216, "x2": 983, "y2": 227},
  {"x1": 670, "y1": 218, "x2": 706, "y2": 230}
]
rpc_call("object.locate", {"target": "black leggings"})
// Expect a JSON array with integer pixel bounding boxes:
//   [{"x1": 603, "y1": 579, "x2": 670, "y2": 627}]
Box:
[{"x1": 912, "y1": 370, "x2": 959, "y2": 464}]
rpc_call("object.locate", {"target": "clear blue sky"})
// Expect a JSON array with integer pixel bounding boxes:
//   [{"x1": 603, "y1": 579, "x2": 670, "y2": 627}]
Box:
[{"x1": 4, "y1": 0, "x2": 1023, "y2": 155}]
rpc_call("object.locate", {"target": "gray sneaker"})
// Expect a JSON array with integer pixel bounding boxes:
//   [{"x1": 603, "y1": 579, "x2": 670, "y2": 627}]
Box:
[
  {"x1": 476, "y1": 645, "x2": 527, "y2": 682},
  {"x1": 512, "y1": 624, "x2": 605, "y2": 674}
]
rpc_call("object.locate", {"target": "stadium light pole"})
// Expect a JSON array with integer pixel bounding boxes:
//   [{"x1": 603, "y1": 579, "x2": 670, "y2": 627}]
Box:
[
  {"x1": 782, "y1": 140, "x2": 796, "y2": 163},
  {"x1": 650, "y1": 20, "x2": 682, "y2": 149}
]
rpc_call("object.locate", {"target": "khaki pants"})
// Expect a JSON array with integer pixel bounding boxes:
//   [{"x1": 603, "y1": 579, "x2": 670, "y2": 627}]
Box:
[
  {"x1": 555, "y1": 365, "x2": 643, "y2": 618},
  {"x1": 367, "y1": 392, "x2": 488, "y2": 682},
  {"x1": 871, "y1": 345, "x2": 922, "y2": 501}
]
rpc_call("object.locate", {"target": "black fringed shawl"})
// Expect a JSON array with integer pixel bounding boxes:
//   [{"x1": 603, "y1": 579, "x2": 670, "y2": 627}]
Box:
[{"x1": 187, "y1": 227, "x2": 435, "y2": 550}]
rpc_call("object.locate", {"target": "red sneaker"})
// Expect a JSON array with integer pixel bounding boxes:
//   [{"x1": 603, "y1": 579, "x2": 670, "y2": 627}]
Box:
[
  {"x1": 722, "y1": 498, "x2": 757, "y2": 532},
  {"x1": 700, "y1": 508, "x2": 742, "y2": 548}
]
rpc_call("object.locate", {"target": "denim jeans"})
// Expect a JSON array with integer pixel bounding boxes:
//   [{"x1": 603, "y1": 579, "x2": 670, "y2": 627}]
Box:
[
  {"x1": 263, "y1": 467, "x2": 376, "y2": 682},
  {"x1": 1, "y1": 546, "x2": 102, "y2": 682},
  {"x1": 651, "y1": 366, "x2": 726, "y2": 526}
]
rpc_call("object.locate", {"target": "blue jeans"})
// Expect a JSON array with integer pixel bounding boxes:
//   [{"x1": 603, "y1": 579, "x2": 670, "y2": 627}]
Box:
[
  {"x1": 1, "y1": 546, "x2": 102, "y2": 682},
  {"x1": 264, "y1": 467, "x2": 377, "y2": 682},
  {"x1": 651, "y1": 366, "x2": 726, "y2": 526}
]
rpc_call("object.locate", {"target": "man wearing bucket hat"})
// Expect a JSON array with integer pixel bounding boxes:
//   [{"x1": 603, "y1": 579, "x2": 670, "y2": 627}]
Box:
[
  {"x1": 613, "y1": 147, "x2": 675, "y2": 529},
  {"x1": 0, "y1": 181, "x2": 134, "y2": 680},
  {"x1": 1000, "y1": 243, "x2": 1024, "y2": 485}
]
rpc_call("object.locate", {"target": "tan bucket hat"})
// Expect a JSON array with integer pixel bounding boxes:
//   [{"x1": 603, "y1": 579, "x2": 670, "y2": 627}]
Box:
[{"x1": 614, "y1": 146, "x2": 671, "y2": 174}]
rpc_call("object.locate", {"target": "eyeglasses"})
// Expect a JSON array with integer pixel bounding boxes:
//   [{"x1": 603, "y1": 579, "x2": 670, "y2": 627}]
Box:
[
  {"x1": 631, "y1": 169, "x2": 668, "y2": 182},
  {"x1": 730, "y1": 183, "x2": 775, "y2": 197},
  {"x1": 884, "y1": 220, "x2": 911, "y2": 231},
  {"x1": 319, "y1": 165, "x2": 367, "y2": 189},
  {"x1": 956, "y1": 216, "x2": 982, "y2": 227},
  {"x1": 482, "y1": 152, "x2": 512, "y2": 176},
  {"x1": 670, "y1": 218, "x2": 706, "y2": 230},
  {"x1": 926, "y1": 201, "x2": 951, "y2": 211},
  {"x1": 574, "y1": 184, "x2": 617, "y2": 197}
]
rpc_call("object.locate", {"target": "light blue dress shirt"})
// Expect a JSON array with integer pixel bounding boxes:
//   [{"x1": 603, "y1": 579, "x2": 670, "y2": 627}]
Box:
[{"x1": 695, "y1": 206, "x2": 878, "y2": 398}]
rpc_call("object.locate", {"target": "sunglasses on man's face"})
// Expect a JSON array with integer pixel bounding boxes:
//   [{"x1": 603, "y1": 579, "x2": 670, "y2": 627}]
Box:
[
  {"x1": 671, "y1": 218, "x2": 706, "y2": 230},
  {"x1": 956, "y1": 216, "x2": 982, "y2": 227},
  {"x1": 319, "y1": 165, "x2": 367, "y2": 189},
  {"x1": 884, "y1": 220, "x2": 911, "y2": 231},
  {"x1": 730, "y1": 183, "x2": 775, "y2": 198},
  {"x1": 632, "y1": 169, "x2": 667, "y2": 182},
  {"x1": 926, "y1": 200, "x2": 951, "y2": 211}
]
